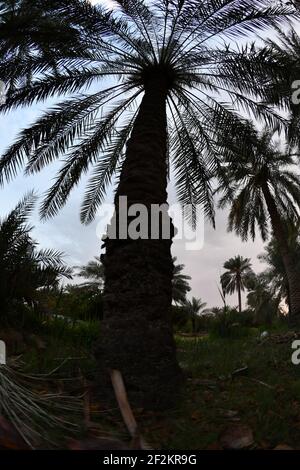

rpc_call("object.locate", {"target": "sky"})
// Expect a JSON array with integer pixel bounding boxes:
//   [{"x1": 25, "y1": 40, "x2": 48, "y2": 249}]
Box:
[{"x1": 0, "y1": 0, "x2": 272, "y2": 309}]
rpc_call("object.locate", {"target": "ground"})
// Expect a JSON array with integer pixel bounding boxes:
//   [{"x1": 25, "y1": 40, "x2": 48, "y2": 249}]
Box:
[
  {"x1": 3, "y1": 321, "x2": 300, "y2": 449},
  {"x1": 74, "y1": 329, "x2": 300, "y2": 450},
  {"x1": 140, "y1": 334, "x2": 300, "y2": 449}
]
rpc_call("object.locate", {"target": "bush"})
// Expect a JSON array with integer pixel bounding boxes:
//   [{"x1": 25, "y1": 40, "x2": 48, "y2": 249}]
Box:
[
  {"x1": 171, "y1": 305, "x2": 189, "y2": 330},
  {"x1": 195, "y1": 314, "x2": 216, "y2": 332},
  {"x1": 209, "y1": 308, "x2": 255, "y2": 339}
]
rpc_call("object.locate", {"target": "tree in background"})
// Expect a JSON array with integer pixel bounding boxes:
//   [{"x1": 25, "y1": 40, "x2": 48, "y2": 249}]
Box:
[
  {"x1": 0, "y1": 0, "x2": 296, "y2": 406},
  {"x1": 58, "y1": 284, "x2": 103, "y2": 322},
  {"x1": 0, "y1": 192, "x2": 72, "y2": 324},
  {"x1": 218, "y1": 126, "x2": 300, "y2": 323},
  {"x1": 221, "y1": 256, "x2": 253, "y2": 313},
  {"x1": 172, "y1": 257, "x2": 191, "y2": 305},
  {"x1": 183, "y1": 297, "x2": 208, "y2": 333},
  {"x1": 246, "y1": 273, "x2": 280, "y2": 325},
  {"x1": 260, "y1": 27, "x2": 300, "y2": 147},
  {"x1": 75, "y1": 257, "x2": 105, "y2": 291},
  {"x1": 259, "y1": 225, "x2": 300, "y2": 319}
]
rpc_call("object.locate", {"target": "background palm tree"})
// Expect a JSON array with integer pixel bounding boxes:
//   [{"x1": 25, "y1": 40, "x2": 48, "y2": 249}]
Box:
[
  {"x1": 259, "y1": 226, "x2": 300, "y2": 319},
  {"x1": 75, "y1": 256, "x2": 105, "y2": 291},
  {"x1": 221, "y1": 256, "x2": 253, "y2": 313},
  {"x1": 0, "y1": 0, "x2": 296, "y2": 406},
  {"x1": 260, "y1": 27, "x2": 300, "y2": 146},
  {"x1": 0, "y1": 192, "x2": 72, "y2": 324},
  {"x1": 246, "y1": 273, "x2": 280, "y2": 325},
  {"x1": 217, "y1": 126, "x2": 300, "y2": 322},
  {"x1": 184, "y1": 297, "x2": 207, "y2": 334},
  {"x1": 259, "y1": 239, "x2": 289, "y2": 309},
  {"x1": 172, "y1": 257, "x2": 191, "y2": 305}
]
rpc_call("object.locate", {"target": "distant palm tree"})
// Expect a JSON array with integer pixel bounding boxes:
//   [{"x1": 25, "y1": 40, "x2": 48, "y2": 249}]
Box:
[
  {"x1": 76, "y1": 256, "x2": 105, "y2": 291},
  {"x1": 221, "y1": 256, "x2": 253, "y2": 313},
  {"x1": 0, "y1": 0, "x2": 296, "y2": 406},
  {"x1": 184, "y1": 297, "x2": 207, "y2": 333},
  {"x1": 259, "y1": 239, "x2": 289, "y2": 308},
  {"x1": 247, "y1": 273, "x2": 279, "y2": 325},
  {"x1": 172, "y1": 257, "x2": 191, "y2": 305},
  {"x1": 0, "y1": 192, "x2": 72, "y2": 319},
  {"x1": 259, "y1": 226, "x2": 300, "y2": 319},
  {"x1": 260, "y1": 27, "x2": 300, "y2": 147},
  {"x1": 217, "y1": 126, "x2": 300, "y2": 322}
]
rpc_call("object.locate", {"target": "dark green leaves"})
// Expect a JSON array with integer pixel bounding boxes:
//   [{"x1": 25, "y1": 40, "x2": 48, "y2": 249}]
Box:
[{"x1": 0, "y1": 0, "x2": 297, "y2": 223}]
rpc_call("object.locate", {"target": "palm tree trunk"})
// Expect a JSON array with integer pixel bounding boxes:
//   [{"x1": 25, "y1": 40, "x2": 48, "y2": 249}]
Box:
[
  {"x1": 191, "y1": 316, "x2": 196, "y2": 334},
  {"x1": 262, "y1": 184, "x2": 300, "y2": 324},
  {"x1": 286, "y1": 283, "x2": 292, "y2": 321},
  {"x1": 98, "y1": 75, "x2": 182, "y2": 409},
  {"x1": 237, "y1": 279, "x2": 242, "y2": 314}
]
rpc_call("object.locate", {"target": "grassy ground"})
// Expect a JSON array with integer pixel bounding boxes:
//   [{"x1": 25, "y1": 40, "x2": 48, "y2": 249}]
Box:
[
  {"x1": 5, "y1": 320, "x2": 300, "y2": 449},
  {"x1": 139, "y1": 334, "x2": 300, "y2": 449}
]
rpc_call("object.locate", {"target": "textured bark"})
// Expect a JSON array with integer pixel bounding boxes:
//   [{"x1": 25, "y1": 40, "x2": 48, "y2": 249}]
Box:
[
  {"x1": 262, "y1": 184, "x2": 300, "y2": 323},
  {"x1": 97, "y1": 75, "x2": 182, "y2": 409},
  {"x1": 237, "y1": 278, "x2": 242, "y2": 314}
]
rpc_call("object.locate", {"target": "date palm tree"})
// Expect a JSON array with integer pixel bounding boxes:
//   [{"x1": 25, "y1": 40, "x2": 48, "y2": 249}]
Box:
[
  {"x1": 0, "y1": 0, "x2": 296, "y2": 406},
  {"x1": 221, "y1": 256, "x2": 253, "y2": 313},
  {"x1": 218, "y1": 126, "x2": 300, "y2": 323},
  {"x1": 259, "y1": 239, "x2": 290, "y2": 308},
  {"x1": 75, "y1": 256, "x2": 105, "y2": 290},
  {"x1": 184, "y1": 297, "x2": 207, "y2": 333},
  {"x1": 246, "y1": 273, "x2": 279, "y2": 325},
  {"x1": 260, "y1": 27, "x2": 300, "y2": 146},
  {"x1": 259, "y1": 224, "x2": 300, "y2": 319},
  {"x1": 0, "y1": 192, "x2": 72, "y2": 321},
  {"x1": 172, "y1": 257, "x2": 191, "y2": 305}
]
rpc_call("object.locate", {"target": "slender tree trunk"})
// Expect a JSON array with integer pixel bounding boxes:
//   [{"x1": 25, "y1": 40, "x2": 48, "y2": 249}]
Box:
[
  {"x1": 98, "y1": 75, "x2": 182, "y2": 409},
  {"x1": 191, "y1": 316, "x2": 196, "y2": 334},
  {"x1": 286, "y1": 283, "x2": 292, "y2": 322},
  {"x1": 237, "y1": 279, "x2": 242, "y2": 314},
  {"x1": 262, "y1": 184, "x2": 300, "y2": 324}
]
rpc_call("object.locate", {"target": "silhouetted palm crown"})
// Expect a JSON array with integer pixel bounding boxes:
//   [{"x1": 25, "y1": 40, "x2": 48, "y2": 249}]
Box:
[
  {"x1": 221, "y1": 255, "x2": 253, "y2": 295},
  {"x1": 259, "y1": 227, "x2": 300, "y2": 299},
  {"x1": 0, "y1": 0, "x2": 296, "y2": 224},
  {"x1": 217, "y1": 127, "x2": 300, "y2": 241},
  {"x1": 0, "y1": 192, "x2": 72, "y2": 307}
]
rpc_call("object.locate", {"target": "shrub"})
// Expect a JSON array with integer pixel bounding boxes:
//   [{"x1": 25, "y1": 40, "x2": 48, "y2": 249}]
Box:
[{"x1": 210, "y1": 308, "x2": 254, "y2": 339}]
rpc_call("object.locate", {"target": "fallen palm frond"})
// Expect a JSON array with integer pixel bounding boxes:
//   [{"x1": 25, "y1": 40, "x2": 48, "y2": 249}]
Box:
[
  {"x1": 110, "y1": 369, "x2": 152, "y2": 450},
  {"x1": 0, "y1": 364, "x2": 83, "y2": 449}
]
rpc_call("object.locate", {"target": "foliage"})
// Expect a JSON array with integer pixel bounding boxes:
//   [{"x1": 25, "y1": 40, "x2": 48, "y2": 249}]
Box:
[
  {"x1": 182, "y1": 297, "x2": 208, "y2": 332},
  {"x1": 0, "y1": 192, "x2": 72, "y2": 324},
  {"x1": 0, "y1": 1, "x2": 297, "y2": 226},
  {"x1": 75, "y1": 256, "x2": 105, "y2": 290},
  {"x1": 261, "y1": 26, "x2": 300, "y2": 146},
  {"x1": 172, "y1": 257, "x2": 191, "y2": 304},
  {"x1": 210, "y1": 307, "x2": 255, "y2": 339},
  {"x1": 171, "y1": 305, "x2": 189, "y2": 330},
  {"x1": 221, "y1": 255, "x2": 254, "y2": 312},
  {"x1": 221, "y1": 256, "x2": 253, "y2": 294},
  {"x1": 217, "y1": 126, "x2": 300, "y2": 242},
  {"x1": 246, "y1": 273, "x2": 280, "y2": 325},
  {"x1": 58, "y1": 284, "x2": 104, "y2": 321},
  {"x1": 259, "y1": 228, "x2": 300, "y2": 310}
]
